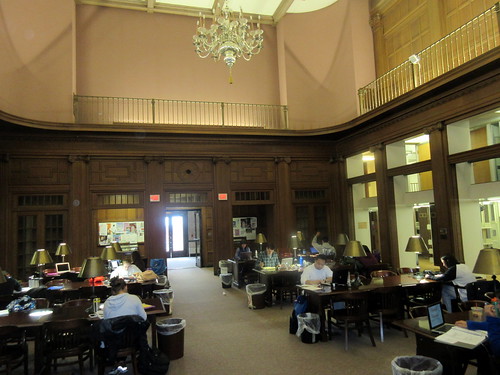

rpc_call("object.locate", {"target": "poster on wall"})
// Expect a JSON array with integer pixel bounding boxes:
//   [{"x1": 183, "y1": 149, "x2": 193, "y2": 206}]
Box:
[
  {"x1": 98, "y1": 221, "x2": 145, "y2": 246},
  {"x1": 232, "y1": 217, "x2": 257, "y2": 240}
]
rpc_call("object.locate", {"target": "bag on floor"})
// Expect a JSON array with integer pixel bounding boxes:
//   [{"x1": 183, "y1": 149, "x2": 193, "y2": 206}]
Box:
[
  {"x1": 289, "y1": 309, "x2": 298, "y2": 334},
  {"x1": 138, "y1": 346, "x2": 170, "y2": 375}
]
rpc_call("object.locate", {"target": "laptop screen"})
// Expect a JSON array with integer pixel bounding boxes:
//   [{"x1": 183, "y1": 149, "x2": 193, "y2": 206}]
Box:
[
  {"x1": 55, "y1": 262, "x2": 70, "y2": 273},
  {"x1": 427, "y1": 302, "x2": 445, "y2": 330},
  {"x1": 240, "y1": 252, "x2": 252, "y2": 260},
  {"x1": 281, "y1": 257, "x2": 293, "y2": 267},
  {"x1": 109, "y1": 260, "x2": 120, "y2": 270}
]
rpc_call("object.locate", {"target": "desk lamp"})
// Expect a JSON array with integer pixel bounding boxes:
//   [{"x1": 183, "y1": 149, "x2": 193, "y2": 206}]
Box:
[
  {"x1": 296, "y1": 231, "x2": 305, "y2": 251},
  {"x1": 343, "y1": 240, "x2": 365, "y2": 286},
  {"x1": 405, "y1": 235, "x2": 429, "y2": 268},
  {"x1": 100, "y1": 245, "x2": 118, "y2": 274},
  {"x1": 30, "y1": 249, "x2": 54, "y2": 278},
  {"x1": 110, "y1": 241, "x2": 122, "y2": 253},
  {"x1": 78, "y1": 257, "x2": 106, "y2": 310},
  {"x1": 256, "y1": 233, "x2": 267, "y2": 258},
  {"x1": 55, "y1": 242, "x2": 71, "y2": 262},
  {"x1": 334, "y1": 233, "x2": 350, "y2": 257},
  {"x1": 0, "y1": 267, "x2": 7, "y2": 284},
  {"x1": 289, "y1": 235, "x2": 299, "y2": 263},
  {"x1": 473, "y1": 247, "x2": 500, "y2": 293}
]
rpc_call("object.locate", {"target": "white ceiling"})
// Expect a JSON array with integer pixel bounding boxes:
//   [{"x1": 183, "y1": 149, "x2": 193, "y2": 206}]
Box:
[{"x1": 76, "y1": 0, "x2": 339, "y2": 24}]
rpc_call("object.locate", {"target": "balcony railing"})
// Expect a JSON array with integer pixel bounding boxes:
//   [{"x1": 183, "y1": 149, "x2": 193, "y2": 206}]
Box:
[
  {"x1": 73, "y1": 95, "x2": 288, "y2": 130},
  {"x1": 358, "y1": 3, "x2": 499, "y2": 115}
]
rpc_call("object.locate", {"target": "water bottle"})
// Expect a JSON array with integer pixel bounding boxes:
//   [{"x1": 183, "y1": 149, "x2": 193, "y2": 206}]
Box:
[{"x1": 492, "y1": 297, "x2": 499, "y2": 317}]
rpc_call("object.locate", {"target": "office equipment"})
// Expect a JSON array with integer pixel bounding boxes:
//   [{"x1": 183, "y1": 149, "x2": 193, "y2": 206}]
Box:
[
  {"x1": 55, "y1": 262, "x2": 71, "y2": 274},
  {"x1": 109, "y1": 259, "x2": 120, "y2": 270},
  {"x1": 281, "y1": 257, "x2": 293, "y2": 267},
  {"x1": 422, "y1": 302, "x2": 454, "y2": 334},
  {"x1": 240, "y1": 252, "x2": 252, "y2": 261}
]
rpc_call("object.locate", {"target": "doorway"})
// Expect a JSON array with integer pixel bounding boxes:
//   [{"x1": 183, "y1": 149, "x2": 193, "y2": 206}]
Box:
[{"x1": 165, "y1": 210, "x2": 201, "y2": 265}]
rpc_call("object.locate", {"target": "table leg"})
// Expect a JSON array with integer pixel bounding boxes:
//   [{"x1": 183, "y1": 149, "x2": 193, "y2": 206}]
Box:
[{"x1": 306, "y1": 293, "x2": 328, "y2": 342}]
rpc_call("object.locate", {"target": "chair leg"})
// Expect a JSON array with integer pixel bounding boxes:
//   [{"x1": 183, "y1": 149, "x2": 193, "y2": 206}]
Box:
[
  {"x1": 344, "y1": 322, "x2": 349, "y2": 351},
  {"x1": 366, "y1": 319, "x2": 376, "y2": 347},
  {"x1": 379, "y1": 312, "x2": 384, "y2": 342},
  {"x1": 79, "y1": 353, "x2": 84, "y2": 375}
]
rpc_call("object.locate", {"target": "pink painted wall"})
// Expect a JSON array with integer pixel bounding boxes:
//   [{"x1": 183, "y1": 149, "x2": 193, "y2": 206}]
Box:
[{"x1": 0, "y1": 0, "x2": 375, "y2": 130}]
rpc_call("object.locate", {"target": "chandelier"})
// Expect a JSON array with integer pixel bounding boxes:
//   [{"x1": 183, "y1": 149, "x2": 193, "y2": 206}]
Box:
[{"x1": 193, "y1": 0, "x2": 264, "y2": 83}]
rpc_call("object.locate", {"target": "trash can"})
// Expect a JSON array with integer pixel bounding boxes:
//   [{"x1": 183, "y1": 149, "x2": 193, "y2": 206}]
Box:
[
  {"x1": 219, "y1": 260, "x2": 232, "y2": 275},
  {"x1": 220, "y1": 273, "x2": 232, "y2": 288},
  {"x1": 157, "y1": 318, "x2": 186, "y2": 360},
  {"x1": 296, "y1": 313, "x2": 320, "y2": 344},
  {"x1": 391, "y1": 356, "x2": 443, "y2": 375},
  {"x1": 153, "y1": 289, "x2": 174, "y2": 315},
  {"x1": 246, "y1": 283, "x2": 266, "y2": 309}
]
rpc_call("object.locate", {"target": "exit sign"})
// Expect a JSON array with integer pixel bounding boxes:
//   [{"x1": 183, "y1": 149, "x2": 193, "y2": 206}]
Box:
[
  {"x1": 218, "y1": 193, "x2": 228, "y2": 201},
  {"x1": 149, "y1": 194, "x2": 160, "y2": 202}
]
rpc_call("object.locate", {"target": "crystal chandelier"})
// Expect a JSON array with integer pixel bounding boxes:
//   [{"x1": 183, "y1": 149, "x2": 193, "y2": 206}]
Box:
[{"x1": 193, "y1": 0, "x2": 264, "y2": 83}]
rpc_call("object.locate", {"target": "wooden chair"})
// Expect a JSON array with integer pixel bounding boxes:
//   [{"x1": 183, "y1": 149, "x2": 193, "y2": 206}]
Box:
[
  {"x1": 408, "y1": 305, "x2": 428, "y2": 319},
  {"x1": 271, "y1": 272, "x2": 300, "y2": 309},
  {"x1": 0, "y1": 326, "x2": 28, "y2": 375},
  {"x1": 459, "y1": 299, "x2": 486, "y2": 312},
  {"x1": 34, "y1": 297, "x2": 50, "y2": 308},
  {"x1": 369, "y1": 286, "x2": 407, "y2": 342},
  {"x1": 327, "y1": 291, "x2": 376, "y2": 351},
  {"x1": 43, "y1": 319, "x2": 93, "y2": 375},
  {"x1": 405, "y1": 282, "x2": 442, "y2": 313},
  {"x1": 370, "y1": 270, "x2": 397, "y2": 278},
  {"x1": 398, "y1": 267, "x2": 419, "y2": 275}
]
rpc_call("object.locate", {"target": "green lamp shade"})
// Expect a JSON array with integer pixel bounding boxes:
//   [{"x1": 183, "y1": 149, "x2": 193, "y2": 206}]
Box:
[
  {"x1": 343, "y1": 240, "x2": 365, "y2": 257},
  {"x1": 405, "y1": 236, "x2": 429, "y2": 255},
  {"x1": 30, "y1": 249, "x2": 53, "y2": 265},
  {"x1": 473, "y1": 248, "x2": 500, "y2": 275},
  {"x1": 78, "y1": 257, "x2": 106, "y2": 279},
  {"x1": 100, "y1": 245, "x2": 118, "y2": 261},
  {"x1": 55, "y1": 243, "x2": 71, "y2": 256}
]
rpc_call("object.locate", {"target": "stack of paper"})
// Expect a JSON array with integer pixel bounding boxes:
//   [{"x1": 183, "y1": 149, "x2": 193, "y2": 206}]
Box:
[{"x1": 434, "y1": 326, "x2": 487, "y2": 349}]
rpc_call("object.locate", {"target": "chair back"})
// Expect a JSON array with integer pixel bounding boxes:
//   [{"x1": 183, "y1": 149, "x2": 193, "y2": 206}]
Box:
[
  {"x1": 409, "y1": 282, "x2": 442, "y2": 305},
  {"x1": 408, "y1": 305, "x2": 428, "y2": 318},
  {"x1": 43, "y1": 319, "x2": 92, "y2": 354},
  {"x1": 0, "y1": 325, "x2": 27, "y2": 373},
  {"x1": 34, "y1": 297, "x2": 50, "y2": 309},
  {"x1": 370, "y1": 286, "x2": 404, "y2": 317},
  {"x1": 398, "y1": 267, "x2": 419, "y2": 274},
  {"x1": 465, "y1": 280, "x2": 498, "y2": 301},
  {"x1": 459, "y1": 299, "x2": 487, "y2": 311},
  {"x1": 370, "y1": 270, "x2": 397, "y2": 278},
  {"x1": 331, "y1": 291, "x2": 371, "y2": 321}
]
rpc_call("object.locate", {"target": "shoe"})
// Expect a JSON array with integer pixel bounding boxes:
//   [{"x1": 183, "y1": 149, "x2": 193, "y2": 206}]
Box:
[{"x1": 108, "y1": 365, "x2": 129, "y2": 374}]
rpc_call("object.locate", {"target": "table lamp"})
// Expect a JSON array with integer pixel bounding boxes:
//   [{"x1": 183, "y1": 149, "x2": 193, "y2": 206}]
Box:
[
  {"x1": 343, "y1": 240, "x2": 366, "y2": 257},
  {"x1": 296, "y1": 231, "x2": 305, "y2": 250},
  {"x1": 100, "y1": 245, "x2": 118, "y2": 273},
  {"x1": 110, "y1": 241, "x2": 122, "y2": 253},
  {"x1": 289, "y1": 235, "x2": 299, "y2": 262},
  {"x1": 30, "y1": 249, "x2": 54, "y2": 277},
  {"x1": 473, "y1": 247, "x2": 500, "y2": 292},
  {"x1": 334, "y1": 233, "x2": 350, "y2": 257},
  {"x1": 405, "y1": 235, "x2": 429, "y2": 267},
  {"x1": 256, "y1": 233, "x2": 267, "y2": 258},
  {"x1": 55, "y1": 242, "x2": 71, "y2": 262},
  {"x1": 0, "y1": 267, "x2": 7, "y2": 284},
  {"x1": 78, "y1": 257, "x2": 106, "y2": 307}
]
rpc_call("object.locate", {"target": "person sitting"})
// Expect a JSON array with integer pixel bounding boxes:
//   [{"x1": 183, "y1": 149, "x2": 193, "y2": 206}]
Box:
[
  {"x1": 258, "y1": 243, "x2": 280, "y2": 268},
  {"x1": 110, "y1": 260, "x2": 142, "y2": 279},
  {"x1": 300, "y1": 254, "x2": 333, "y2": 285},
  {"x1": 425, "y1": 254, "x2": 476, "y2": 312},
  {"x1": 103, "y1": 277, "x2": 146, "y2": 320},
  {"x1": 311, "y1": 232, "x2": 336, "y2": 258},
  {"x1": 0, "y1": 270, "x2": 21, "y2": 295},
  {"x1": 234, "y1": 240, "x2": 252, "y2": 260},
  {"x1": 455, "y1": 302, "x2": 500, "y2": 374},
  {"x1": 131, "y1": 251, "x2": 146, "y2": 272}
]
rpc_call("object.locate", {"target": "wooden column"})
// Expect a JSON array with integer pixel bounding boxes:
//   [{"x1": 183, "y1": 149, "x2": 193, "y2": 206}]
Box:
[
  {"x1": 427, "y1": 123, "x2": 463, "y2": 263},
  {"x1": 0, "y1": 155, "x2": 9, "y2": 270},
  {"x1": 68, "y1": 155, "x2": 91, "y2": 265},
  {"x1": 372, "y1": 144, "x2": 399, "y2": 268},
  {"x1": 213, "y1": 157, "x2": 232, "y2": 274},
  {"x1": 275, "y1": 157, "x2": 293, "y2": 251},
  {"x1": 145, "y1": 159, "x2": 166, "y2": 261},
  {"x1": 370, "y1": 12, "x2": 387, "y2": 77},
  {"x1": 330, "y1": 157, "x2": 350, "y2": 237}
]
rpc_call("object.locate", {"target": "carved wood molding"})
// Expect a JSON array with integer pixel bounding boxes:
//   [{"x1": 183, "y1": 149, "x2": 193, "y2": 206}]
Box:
[
  {"x1": 369, "y1": 13, "x2": 382, "y2": 30},
  {"x1": 212, "y1": 157, "x2": 231, "y2": 165},
  {"x1": 329, "y1": 156, "x2": 344, "y2": 164},
  {"x1": 369, "y1": 143, "x2": 385, "y2": 153},
  {"x1": 68, "y1": 155, "x2": 90, "y2": 163},
  {"x1": 423, "y1": 122, "x2": 444, "y2": 134},
  {"x1": 144, "y1": 156, "x2": 165, "y2": 164},
  {"x1": 274, "y1": 157, "x2": 291, "y2": 164}
]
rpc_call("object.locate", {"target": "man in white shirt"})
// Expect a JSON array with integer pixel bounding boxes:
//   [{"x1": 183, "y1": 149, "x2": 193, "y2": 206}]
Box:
[
  {"x1": 301, "y1": 254, "x2": 333, "y2": 285},
  {"x1": 110, "y1": 260, "x2": 142, "y2": 279},
  {"x1": 312, "y1": 232, "x2": 336, "y2": 257}
]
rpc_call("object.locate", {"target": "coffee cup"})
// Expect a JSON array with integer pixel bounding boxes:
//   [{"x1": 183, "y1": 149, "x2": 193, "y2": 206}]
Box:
[{"x1": 470, "y1": 306, "x2": 484, "y2": 322}]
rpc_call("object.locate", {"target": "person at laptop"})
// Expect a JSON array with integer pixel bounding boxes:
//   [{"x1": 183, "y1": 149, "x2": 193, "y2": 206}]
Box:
[
  {"x1": 103, "y1": 277, "x2": 146, "y2": 320},
  {"x1": 258, "y1": 243, "x2": 280, "y2": 268},
  {"x1": 300, "y1": 254, "x2": 333, "y2": 285},
  {"x1": 311, "y1": 232, "x2": 336, "y2": 258},
  {"x1": 0, "y1": 270, "x2": 21, "y2": 295},
  {"x1": 425, "y1": 254, "x2": 476, "y2": 312},
  {"x1": 234, "y1": 240, "x2": 252, "y2": 261},
  {"x1": 455, "y1": 303, "x2": 500, "y2": 374},
  {"x1": 110, "y1": 260, "x2": 142, "y2": 279}
]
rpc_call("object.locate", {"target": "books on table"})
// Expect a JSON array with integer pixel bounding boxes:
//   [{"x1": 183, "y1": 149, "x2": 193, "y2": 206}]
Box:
[{"x1": 434, "y1": 326, "x2": 487, "y2": 349}]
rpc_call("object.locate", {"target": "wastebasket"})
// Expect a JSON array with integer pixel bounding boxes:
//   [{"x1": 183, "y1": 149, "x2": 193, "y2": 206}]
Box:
[
  {"x1": 153, "y1": 289, "x2": 174, "y2": 315},
  {"x1": 157, "y1": 318, "x2": 186, "y2": 360},
  {"x1": 391, "y1": 356, "x2": 443, "y2": 375},
  {"x1": 220, "y1": 273, "x2": 232, "y2": 288},
  {"x1": 246, "y1": 283, "x2": 266, "y2": 309},
  {"x1": 296, "y1": 313, "x2": 320, "y2": 344},
  {"x1": 219, "y1": 260, "x2": 232, "y2": 275}
]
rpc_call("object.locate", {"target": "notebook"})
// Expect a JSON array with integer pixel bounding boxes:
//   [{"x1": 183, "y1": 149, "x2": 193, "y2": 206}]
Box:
[
  {"x1": 424, "y1": 302, "x2": 454, "y2": 334},
  {"x1": 55, "y1": 262, "x2": 71, "y2": 273}
]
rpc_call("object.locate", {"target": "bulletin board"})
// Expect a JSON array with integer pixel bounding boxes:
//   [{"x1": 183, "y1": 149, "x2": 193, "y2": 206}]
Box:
[
  {"x1": 98, "y1": 221, "x2": 145, "y2": 246},
  {"x1": 232, "y1": 217, "x2": 257, "y2": 240}
]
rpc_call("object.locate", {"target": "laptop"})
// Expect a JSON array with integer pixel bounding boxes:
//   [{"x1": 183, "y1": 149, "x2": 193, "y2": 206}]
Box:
[
  {"x1": 425, "y1": 302, "x2": 454, "y2": 334},
  {"x1": 55, "y1": 262, "x2": 71, "y2": 274},
  {"x1": 281, "y1": 257, "x2": 293, "y2": 267},
  {"x1": 240, "y1": 252, "x2": 253, "y2": 261},
  {"x1": 109, "y1": 259, "x2": 120, "y2": 270}
]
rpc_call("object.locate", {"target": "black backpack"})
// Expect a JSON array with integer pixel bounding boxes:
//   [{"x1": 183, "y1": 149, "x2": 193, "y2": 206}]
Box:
[{"x1": 138, "y1": 346, "x2": 170, "y2": 375}]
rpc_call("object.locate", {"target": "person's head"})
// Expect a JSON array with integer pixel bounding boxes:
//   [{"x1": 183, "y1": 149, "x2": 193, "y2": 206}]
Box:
[
  {"x1": 440, "y1": 254, "x2": 459, "y2": 269},
  {"x1": 240, "y1": 240, "x2": 247, "y2": 248},
  {"x1": 322, "y1": 236, "x2": 329, "y2": 244},
  {"x1": 314, "y1": 254, "x2": 328, "y2": 270},
  {"x1": 110, "y1": 277, "x2": 127, "y2": 295},
  {"x1": 122, "y1": 260, "x2": 131, "y2": 270},
  {"x1": 265, "y1": 243, "x2": 275, "y2": 254}
]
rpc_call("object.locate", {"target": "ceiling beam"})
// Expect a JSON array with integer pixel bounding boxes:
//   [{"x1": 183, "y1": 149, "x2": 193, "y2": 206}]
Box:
[{"x1": 273, "y1": 0, "x2": 294, "y2": 24}]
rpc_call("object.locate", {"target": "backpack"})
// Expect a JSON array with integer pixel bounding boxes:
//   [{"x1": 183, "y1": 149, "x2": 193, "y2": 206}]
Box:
[
  {"x1": 138, "y1": 346, "x2": 170, "y2": 375},
  {"x1": 289, "y1": 295, "x2": 309, "y2": 334}
]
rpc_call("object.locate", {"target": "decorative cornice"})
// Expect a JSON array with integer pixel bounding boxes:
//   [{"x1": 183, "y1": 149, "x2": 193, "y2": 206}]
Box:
[
  {"x1": 212, "y1": 157, "x2": 231, "y2": 165},
  {"x1": 274, "y1": 157, "x2": 291, "y2": 164},
  {"x1": 144, "y1": 156, "x2": 165, "y2": 164},
  {"x1": 68, "y1": 155, "x2": 90, "y2": 163},
  {"x1": 369, "y1": 143, "x2": 385, "y2": 153},
  {"x1": 423, "y1": 122, "x2": 444, "y2": 134},
  {"x1": 369, "y1": 13, "x2": 382, "y2": 29}
]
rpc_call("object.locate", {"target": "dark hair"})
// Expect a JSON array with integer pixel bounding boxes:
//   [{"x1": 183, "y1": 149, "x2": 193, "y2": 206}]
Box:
[
  {"x1": 316, "y1": 254, "x2": 328, "y2": 262},
  {"x1": 131, "y1": 251, "x2": 146, "y2": 271},
  {"x1": 240, "y1": 240, "x2": 247, "y2": 245},
  {"x1": 322, "y1": 236, "x2": 329, "y2": 243},
  {"x1": 266, "y1": 243, "x2": 274, "y2": 250},
  {"x1": 440, "y1": 254, "x2": 459, "y2": 268},
  {"x1": 110, "y1": 277, "x2": 127, "y2": 295}
]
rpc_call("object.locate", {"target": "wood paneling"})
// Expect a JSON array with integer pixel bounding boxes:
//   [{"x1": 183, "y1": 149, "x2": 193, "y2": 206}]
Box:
[
  {"x1": 9, "y1": 159, "x2": 70, "y2": 186},
  {"x1": 230, "y1": 161, "x2": 275, "y2": 183},
  {"x1": 163, "y1": 160, "x2": 213, "y2": 184},
  {"x1": 90, "y1": 160, "x2": 145, "y2": 185},
  {"x1": 290, "y1": 161, "x2": 331, "y2": 183}
]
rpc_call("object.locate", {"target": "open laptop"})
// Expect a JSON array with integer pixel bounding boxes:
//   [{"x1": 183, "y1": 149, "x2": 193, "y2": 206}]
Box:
[
  {"x1": 281, "y1": 257, "x2": 293, "y2": 267},
  {"x1": 240, "y1": 252, "x2": 253, "y2": 261},
  {"x1": 55, "y1": 262, "x2": 71, "y2": 274},
  {"x1": 425, "y1": 302, "x2": 454, "y2": 334},
  {"x1": 109, "y1": 259, "x2": 120, "y2": 270}
]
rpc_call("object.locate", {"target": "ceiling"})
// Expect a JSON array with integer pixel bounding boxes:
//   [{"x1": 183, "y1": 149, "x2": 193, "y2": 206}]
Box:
[{"x1": 75, "y1": 0, "x2": 339, "y2": 24}]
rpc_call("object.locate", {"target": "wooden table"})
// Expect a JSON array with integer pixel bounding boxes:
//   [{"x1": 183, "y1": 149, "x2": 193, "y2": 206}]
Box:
[
  {"x1": 254, "y1": 268, "x2": 301, "y2": 307},
  {"x1": 302, "y1": 275, "x2": 428, "y2": 342},
  {"x1": 0, "y1": 297, "x2": 167, "y2": 375},
  {"x1": 393, "y1": 312, "x2": 470, "y2": 375}
]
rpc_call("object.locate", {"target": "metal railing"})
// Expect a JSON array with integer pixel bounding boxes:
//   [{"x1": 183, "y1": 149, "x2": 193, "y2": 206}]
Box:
[
  {"x1": 358, "y1": 3, "x2": 499, "y2": 115},
  {"x1": 73, "y1": 95, "x2": 288, "y2": 130}
]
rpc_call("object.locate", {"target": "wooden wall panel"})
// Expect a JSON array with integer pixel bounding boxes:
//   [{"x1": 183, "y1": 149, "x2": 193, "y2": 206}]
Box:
[
  {"x1": 230, "y1": 161, "x2": 275, "y2": 183},
  {"x1": 290, "y1": 161, "x2": 330, "y2": 183},
  {"x1": 443, "y1": 0, "x2": 497, "y2": 33},
  {"x1": 163, "y1": 160, "x2": 213, "y2": 184},
  {"x1": 9, "y1": 159, "x2": 69, "y2": 186},
  {"x1": 90, "y1": 160, "x2": 145, "y2": 185}
]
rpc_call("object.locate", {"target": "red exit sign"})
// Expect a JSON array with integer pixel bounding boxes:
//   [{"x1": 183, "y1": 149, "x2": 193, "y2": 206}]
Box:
[
  {"x1": 218, "y1": 193, "x2": 228, "y2": 201},
  {"x1": 149, "y1": 194, "x2": 160, "y2": 202}
]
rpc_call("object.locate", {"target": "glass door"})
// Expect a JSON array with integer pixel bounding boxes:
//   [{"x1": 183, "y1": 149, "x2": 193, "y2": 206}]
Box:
[{"x1": 165, "y1": 211, "x2": 188, "y2": 258}]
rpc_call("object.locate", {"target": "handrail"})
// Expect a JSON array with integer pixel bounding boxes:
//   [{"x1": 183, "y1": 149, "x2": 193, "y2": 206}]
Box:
[
  {"x1": 73, "y1": 95, "x2": 288, "y2": 130},
  {"x1": 358, "y1": 3, "x2": 499, "y2": 114}
]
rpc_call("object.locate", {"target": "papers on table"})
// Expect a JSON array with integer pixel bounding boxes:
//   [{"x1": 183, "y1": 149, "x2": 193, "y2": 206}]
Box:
[
  {"x1": 300, "y1": 285, "x2": 322, "y2": 291},
  {"x1": 434, "y1": 326, "x2": 487, "y2": 349},
  {"x1": 0, "y1": 309, "x2": 9, "y2": 316}
]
